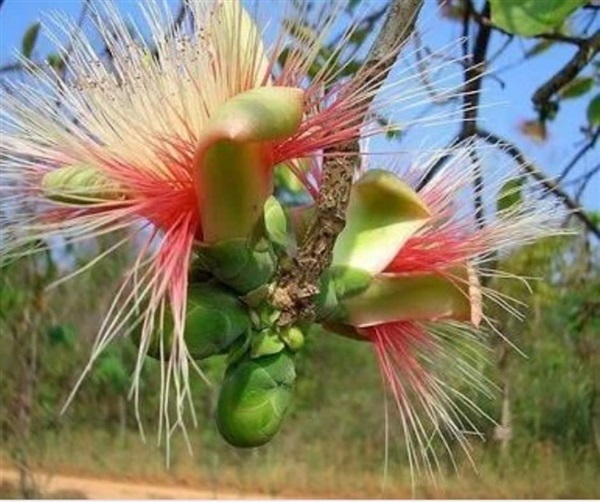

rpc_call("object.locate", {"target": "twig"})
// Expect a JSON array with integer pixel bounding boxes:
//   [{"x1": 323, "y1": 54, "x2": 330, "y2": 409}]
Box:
[
  {"x1": 0, "y1": 62, "x2": 27, "y2": 73},
  {"x1": 565, "y1": 163, "x2": 600, "y2": 187},
  {"x1": 575, "y1": 163, "x2": 600, "y2": 201},
  {"x1": 558, "y1": 127, "x2": 600, "y2": 182},
  {"x1": 476, "y1": 128, "x2": 600, "y2": 239},
  {"x1": 462, "y1": 2, "x2": 492, "y2": 137},
  {"x1": 419, "y1": 1, "x2": 492, "y2": 187},
  {"x1": 270, "y1": 0, "x2": 424, "y2": 325},
  {"x1": 532, "y1": 30, "x2": 600, "y2": 119},
  {"x1": 469, "y1": 144, "x2": 486, "y2": 229}
]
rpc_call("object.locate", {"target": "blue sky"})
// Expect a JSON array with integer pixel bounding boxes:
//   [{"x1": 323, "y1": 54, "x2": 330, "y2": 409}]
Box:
[{"x1": 1, "y1": 0, "x2": 598, "y2": 212}]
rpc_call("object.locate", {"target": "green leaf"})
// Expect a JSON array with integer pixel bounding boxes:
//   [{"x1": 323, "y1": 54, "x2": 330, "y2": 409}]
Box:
[
  {"x1": 497, "y1": 178, "x2": 524, "y2": 213},
  {"x1": 47, "y1": 325, "x2": 76, "y2": 347},
  {"x1": 217, "y1": 351, "x2": 296, "y2": 448},
  {"x1": 560, "y1": 77, "x2": 594, "y2": 99},
  {"x1": 92, "y1": 352, "x2": 129, "y2": 393},
  {"x1": 524, "y1": 39, "x2": 554, "y2": 59},
  {"x1": 332, "y1": 169, "x2": 431, "y2": 275},
  {"x1": 22, "y1": 23, "x2": 41, "y2": 58},
  {"x1": 47, "y1": 53, "x2": 65, "y2": 72},
  {"x1": 489, "y1": 0, "x2": 586, "y2": 36},
  {"x1": 587, "y1": 94, "x2": 600, "y2": 127}
]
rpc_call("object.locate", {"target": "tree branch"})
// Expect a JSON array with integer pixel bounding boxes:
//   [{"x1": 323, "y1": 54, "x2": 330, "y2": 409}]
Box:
[
  {"x1": 575, "y1": 163, "x2": 600, "y2": 202},
  {"x1": 476, "y1": 128, "x2": 600, "y2": 239},
  {"x1": 532, "y1": 30, "x2": 600, "y2": 119},
  {"x1": 270, "y1": 0, "x2": 424, "y2": 325}
]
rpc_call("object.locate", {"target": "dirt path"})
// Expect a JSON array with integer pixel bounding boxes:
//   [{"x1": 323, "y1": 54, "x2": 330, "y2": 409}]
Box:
[{"x1": 0, "y1": 468, "x2": 272, "y2": 499}]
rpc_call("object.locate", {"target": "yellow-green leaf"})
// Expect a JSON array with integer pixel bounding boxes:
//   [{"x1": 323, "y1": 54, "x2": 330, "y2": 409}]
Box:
[
  {"x1": 560, "y1": 77, "x2": 594, "y2": 99},
  {"x1": 490, "y1": 0, "x2": 586, "y2": 37}
]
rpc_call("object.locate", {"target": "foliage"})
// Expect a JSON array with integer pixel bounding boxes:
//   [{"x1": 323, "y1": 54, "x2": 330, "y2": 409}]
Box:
[{"x1": 489, "y1": 0, "x2": 586, "y2": 36}]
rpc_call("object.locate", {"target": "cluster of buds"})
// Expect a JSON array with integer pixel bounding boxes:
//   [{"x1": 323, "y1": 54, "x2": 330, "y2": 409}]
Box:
[{"x1": 1, "y1": 0, "x2": 561, "y2": 465}]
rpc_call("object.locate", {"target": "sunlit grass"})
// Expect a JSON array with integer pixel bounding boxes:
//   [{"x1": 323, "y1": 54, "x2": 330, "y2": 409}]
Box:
[{"x1": 2, "y1": 428, "x2": 598, "y2": 499}]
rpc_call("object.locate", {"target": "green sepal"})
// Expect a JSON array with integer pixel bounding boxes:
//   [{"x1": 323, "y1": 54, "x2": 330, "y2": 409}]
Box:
[
  {"x1": 42, "y1": 165, "x2": 121, "y2": 204},
  {"x1": 216, "y1": 350, "x2": 296, "y2": 448},
  {"x1": 251, "y1": 329, "x2": 286, "y2": 358},
  {"x1": 264, "y1": 196, "x2": 296, "y2": 255},
  {"x1": 195, "y1": 86, "x2": 304, "y2": 243},
  {"x1": 321, "y1": 322, "x2": 366, "y2": 342},
  {"x1": 335, "y1": 270, "x2": 475, "y2": 328},
  {"x1": 315, "y1": 266, "x2": 373, "y2": 322},
  {"x1": 132, "y1": 281, "x2": 250, "y2": 361},
  {"x1": 226, "y1": 331, "x2": 252, "y2": 367},
  {"x1": 331, "y1": 169, "x2": 431, "y2": 274},
  {"x1": 196, "y1": 237, "x2": 277, "y2": 294}
]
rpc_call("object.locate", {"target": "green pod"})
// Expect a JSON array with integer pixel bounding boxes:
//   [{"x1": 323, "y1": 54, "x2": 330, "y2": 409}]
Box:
[
  {"x1": 133, "y1": 282, "x2": 249, "y2": 361},
  {"x1": 217, "y1": 350, "x2": 296, "y2": 448},
  {"x1": 196, "y1": 238, "x2": 277, "y2": 294}
]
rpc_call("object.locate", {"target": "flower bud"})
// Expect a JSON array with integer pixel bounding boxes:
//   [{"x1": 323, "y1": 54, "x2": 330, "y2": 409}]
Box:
[
  {"x1": 41, "y1": 165, "x2": 121, "y2": 204},
  {"x1": 216, "y1": 350, "x2": 295, "y2": 448},
  {"x1": 133, "y1": 282, "x2": 249, "y2": 360},
  {"x1": 280, "y1": 326, "x2": 304, "y2": 352},
  {"x1": 196, "y1": 238, "x2": 276, "y2": 294}
]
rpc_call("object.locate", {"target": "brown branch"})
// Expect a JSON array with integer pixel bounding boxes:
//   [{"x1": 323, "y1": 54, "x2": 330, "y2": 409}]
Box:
[
  {"x1": 558, "y1": 127, "x2": 600, "y2": 182},
  {"x1": 270, "y1": 0, "x2": 424, "y2": 325},
  {"x1": 419, "y1": 1, "x2": 492, "y2": 188},
  {"x1": 476, "y1": 128, "x2": 600, "y2": 240},
  {"x1": 0, "y1": 62, "x2": 26, "y2": 73},
  {"x1": 575, "y1": 163, "x2": 600, "y2": 201},
  {"x1": 532, "y1": 30, "x2": 600, "y2": 119}
]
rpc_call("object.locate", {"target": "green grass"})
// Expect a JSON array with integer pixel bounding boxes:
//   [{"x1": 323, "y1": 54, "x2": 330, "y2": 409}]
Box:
[{"x1": 2, "y1": 429, "x2": 598, "y2": 499}]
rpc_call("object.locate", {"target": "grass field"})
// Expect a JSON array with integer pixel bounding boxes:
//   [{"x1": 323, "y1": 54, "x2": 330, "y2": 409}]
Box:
[{"x1": 1, "y1": 429, "x2": 598, "y2": 499}]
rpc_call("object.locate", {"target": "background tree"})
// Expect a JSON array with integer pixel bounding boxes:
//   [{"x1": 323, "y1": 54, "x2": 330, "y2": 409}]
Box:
[{"x1": 0, "y1": 0, "x2": 598, "y2": 498}]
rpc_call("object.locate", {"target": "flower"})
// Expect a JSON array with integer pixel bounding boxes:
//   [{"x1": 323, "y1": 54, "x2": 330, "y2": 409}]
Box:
[
  {"x1": 1, "y1": 0, "x2": 430, "y2": 439},
  {"x1": 0, "y1": 0, "x2": 563, "y2": 467},
  {"x1": 307, "y1": 146, "x2": 562, "y2": 474}
]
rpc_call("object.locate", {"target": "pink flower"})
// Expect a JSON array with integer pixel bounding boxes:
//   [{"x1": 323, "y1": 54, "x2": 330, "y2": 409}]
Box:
[
  {"x1": 310, "y1": 148, "x2": 562, "y2": 473},
  {"x1": 0, "y1": 0, "x2": 425, "y2": 437}
]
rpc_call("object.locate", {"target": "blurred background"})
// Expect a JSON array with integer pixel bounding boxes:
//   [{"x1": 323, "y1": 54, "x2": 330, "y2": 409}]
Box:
[{"x1": 0, "y1": 0, "x2": 598, "y2": 498}]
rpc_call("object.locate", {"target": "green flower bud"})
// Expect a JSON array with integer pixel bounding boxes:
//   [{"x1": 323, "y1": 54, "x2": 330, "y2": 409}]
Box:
[
  {"x1": 280, "y1": 326, "x2": 304, "y2": 352},
  {"x1": 196, "y1": 238, "x2": 276, "y2": 294},
  {"x1": 132, "y1": 282, "x2": 249, "y2": 361},
  {"x1": 41, "y1": 165, "x2": 121, "y2": 204},
  {"x1": 216, "y1": 350, "x2": 296, "y2": 448}
]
